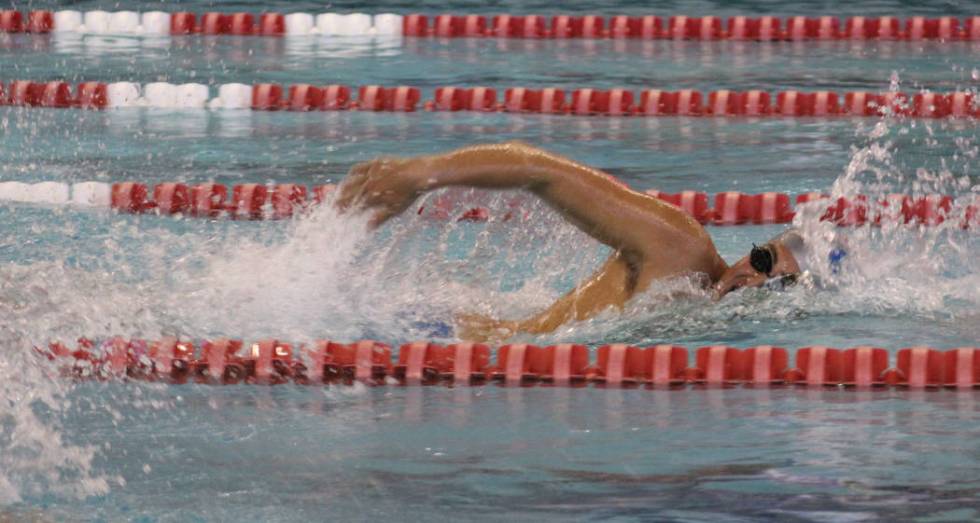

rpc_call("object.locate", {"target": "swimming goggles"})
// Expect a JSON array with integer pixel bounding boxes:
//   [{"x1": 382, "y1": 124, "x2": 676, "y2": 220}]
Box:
[{"x1": 751, "y1": 243, "x2": 800, "y2": 290}]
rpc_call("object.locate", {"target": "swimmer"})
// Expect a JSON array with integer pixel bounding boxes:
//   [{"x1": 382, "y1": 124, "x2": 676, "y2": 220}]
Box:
[{"x1": 338, "y1": 142, "x2": 810, "y2": 341}]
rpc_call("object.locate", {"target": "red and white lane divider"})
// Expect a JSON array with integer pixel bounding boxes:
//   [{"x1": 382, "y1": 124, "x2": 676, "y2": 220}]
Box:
[
  {"x1": 0, "y1": 181, "x2": 337, "y2": 220},
  {"x1": 3, "y1": 10, "x2": 978, "y2": 41},
  {"x1": 2, "y1": 80, "x2": 979, "y2": 118},
  {"x1": 1, "y1": 180, "x2": 976, "y2": 228},
  {"x1": 0, "y1": 181, "x2": 492, "y2": 222},
  {"x1": 0, "y1": 10, "x2": 401, "y2": 37},
  {"x1": 39, "y1": 337, "x2": 980, "y2": 389},
  {"x1": 650, "y1": 190, "x2": 978, "y2": 227},
  {"x1": 410, "y1": 14, "x2": 980, "y2": 41}
]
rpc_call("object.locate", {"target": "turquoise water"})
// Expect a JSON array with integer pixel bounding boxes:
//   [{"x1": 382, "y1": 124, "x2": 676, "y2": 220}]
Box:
[
  {"x1": 36, "y1": 385, "x2": 980, "y2": 521},
  {"x1": 1, "y1": 1, "x2": 979, "y2": 521},
  {"x1": 3, "y1": 36, "x2": 978, "y2": 92}
]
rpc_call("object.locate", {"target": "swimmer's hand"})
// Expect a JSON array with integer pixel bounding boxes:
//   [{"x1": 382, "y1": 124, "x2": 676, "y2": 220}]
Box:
[
  {"x1": 336, "y1": 157, "x2": 428, "y2": 228},
  {"x1": 456, "y1": 313, "x2": 519, "y2": 343}
]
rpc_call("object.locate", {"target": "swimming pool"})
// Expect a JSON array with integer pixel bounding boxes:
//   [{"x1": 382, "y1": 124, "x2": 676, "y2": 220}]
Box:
[{"x1": 1, "y1": 1, "x2": 979, "y2": 520}]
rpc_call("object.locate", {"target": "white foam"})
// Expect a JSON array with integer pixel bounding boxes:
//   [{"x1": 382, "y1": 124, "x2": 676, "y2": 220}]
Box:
[
  {"x1": 0, "y1": 290, "x2": 119, "y2": 503},
  {"x1": 0, "y1": 473, "x2": 19, "y2": 504}
]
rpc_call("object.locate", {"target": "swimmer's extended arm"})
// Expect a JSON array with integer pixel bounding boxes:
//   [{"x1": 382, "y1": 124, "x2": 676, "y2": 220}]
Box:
[{"x1": 338, "y1": 142, "x2": 701, "y2": 259}]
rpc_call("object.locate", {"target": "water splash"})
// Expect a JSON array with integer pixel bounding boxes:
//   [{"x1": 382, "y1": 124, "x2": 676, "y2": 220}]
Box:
[
  {"x1": 156, "y1": 188, "x2": 607, "y2": 344},
  {"x1": 0, "y1": 334, "x2": 118, "y2": 504},
  {"x1": 790, "y1": 80, "x2": 979, "y2": 323}
]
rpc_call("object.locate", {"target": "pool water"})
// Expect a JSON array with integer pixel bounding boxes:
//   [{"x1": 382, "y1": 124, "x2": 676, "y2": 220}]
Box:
[{"x1": 1, "y1": 0, "x2": 979, "y2": 520}]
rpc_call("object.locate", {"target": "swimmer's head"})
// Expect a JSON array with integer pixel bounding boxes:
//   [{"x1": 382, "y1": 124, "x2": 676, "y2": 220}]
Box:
[{"x1": 714, "y1": 230, "x2": 805, "y2": 298}]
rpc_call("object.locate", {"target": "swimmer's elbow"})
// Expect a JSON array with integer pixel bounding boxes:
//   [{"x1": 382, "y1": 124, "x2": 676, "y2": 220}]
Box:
[{"x1": 497, "y1": 141, "x2": 550, "y2": 162}]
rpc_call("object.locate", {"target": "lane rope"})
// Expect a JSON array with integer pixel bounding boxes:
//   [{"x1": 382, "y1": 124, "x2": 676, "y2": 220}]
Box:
[
  {"x1": 2, "y1": 10, "x2": 978, "y2": 41},
  {"x1": 39, "y1": 337, "x2": 980, "y2": 389},
  {"x1": 2, "y1": 181, "x2": 976, "y2": 228},
  {"x1": 2, "y1": 80, "x2": 978, "y2": 118}
]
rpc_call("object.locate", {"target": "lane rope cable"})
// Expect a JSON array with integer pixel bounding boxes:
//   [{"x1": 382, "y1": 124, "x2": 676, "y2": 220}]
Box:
[
  {"x1": 2, "y1": 80, "x2": 978, "y2": 118},
  {"x1": 2, "y1": 181, "x2": 977, "y2": 228},
  {"x1": 39, "y1": 338, "x2": 980, "y2": 389}
]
